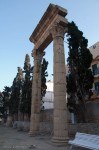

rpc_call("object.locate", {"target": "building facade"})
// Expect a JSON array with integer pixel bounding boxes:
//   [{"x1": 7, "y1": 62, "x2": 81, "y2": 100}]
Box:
[
  {"x1": 65, "y1": 42, "x2": 99, "y2": 123},
  {"x1": 86, "y1": 42, "x2": 99, "y2": 122},
  {"x1": 89, "y1": 42, "x2": 99, "y2": 98}
]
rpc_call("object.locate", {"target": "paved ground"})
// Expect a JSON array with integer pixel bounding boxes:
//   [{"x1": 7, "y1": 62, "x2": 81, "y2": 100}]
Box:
[{"x1": 0, "y1": 124, "x2": 87, "y2": 150}]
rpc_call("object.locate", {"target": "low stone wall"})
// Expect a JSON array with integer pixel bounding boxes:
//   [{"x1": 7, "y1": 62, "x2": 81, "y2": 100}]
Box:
[
  {"x1": 69, "y1": 123, "x2": 99, "y2": 137},
  {"x1": 40, "y1": 109, "x2": 53, "y2": 122},
  {"x1": 10, "y1": 109, "x2": 99, "y2": 138},
  {"x1": 13, "y1": 121, "x2": 30, "y2": 132},
  {"x1": 39, "y1": 122, "x2": 53, "y2": 135},
  {"x1": 40, "y1": 109, "x2": 99, "y2": 137},
  {"x1": 86, "y1": 101, "x2": 99, "y2": 122},
  {"x1": 40, "y1": 109, "x2": 53, "y2": 134}
]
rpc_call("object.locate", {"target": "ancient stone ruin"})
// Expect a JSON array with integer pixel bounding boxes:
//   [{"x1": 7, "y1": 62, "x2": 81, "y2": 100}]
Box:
[{"x1": 29, "y1": 4, "x2": 69, "y2": 143}]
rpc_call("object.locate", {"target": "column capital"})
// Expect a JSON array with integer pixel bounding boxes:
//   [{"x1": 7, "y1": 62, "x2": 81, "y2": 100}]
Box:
[
  {"x1": 31, "y1": 48, "x2": 37, "y2": 58},
  {"x1": 31, "y1": 49, "x2": 45, "y2": 61},
  {"x1": 51, "y1": 24, "x2": 67, "y2": 39}
]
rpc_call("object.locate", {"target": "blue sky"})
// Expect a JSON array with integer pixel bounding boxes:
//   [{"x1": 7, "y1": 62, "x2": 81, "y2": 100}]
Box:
[{"x1": 0, "y1": 0, "x2": 99, "y2": 91}]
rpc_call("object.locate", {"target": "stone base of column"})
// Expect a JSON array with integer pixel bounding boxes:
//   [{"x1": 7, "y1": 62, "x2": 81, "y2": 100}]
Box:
[
  {"x1": 29, "y1": 114, "x2": 40, "y2": 136},
  {"x1": 17, "y1": 121, "x2": 23, "y2": 131},
  {"x1": 52, "y1": 136, "x2": 69, "y2": 144},
  {"x1": 23, "y1": 121, "x2": 30, "y2": 132},
  {"x1": 6, "y1": 116, "x2": 13, "y2": 127}
]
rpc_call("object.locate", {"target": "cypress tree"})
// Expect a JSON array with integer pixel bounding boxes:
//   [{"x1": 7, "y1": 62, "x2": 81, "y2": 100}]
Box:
[
  {"x1": 20, "y1": 54, "x2": 32, "y2": 117},
  {"x1": 41, "y1": 58, "x2": 48, "y2": 110},
  {"x1": 66, "y1": 21, "x2": 94, "y2": 122}
]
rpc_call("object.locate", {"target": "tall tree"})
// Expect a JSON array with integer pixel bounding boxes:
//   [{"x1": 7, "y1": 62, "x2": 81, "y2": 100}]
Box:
[
  {"x1": 2, "y1": 86, "x2": 11, "y2": 120},
  {"x1": 3, "y1": 54, "x2": 48, "y2": 121},
  {"x1": 41, "y1": 58, "x2": 48, "y2": 110},
  {"x1": 0, "y1": 92, "x2": 4, "y2": 114},
  {"x1": 66, "y1": 21, "x2": 94, "y2": 122},
  {"x1": 10, "y1": 77, "x2": 19, "y2": 115},
  {"x1": 20, "y1": 54, "x2": 32, "y2": 117},
  {"x1": 10, "y1": 67, "x2": 23, "y2": 117},
  {"x1": 20, "y1": 54, "x2": 48, "y2": 113}
]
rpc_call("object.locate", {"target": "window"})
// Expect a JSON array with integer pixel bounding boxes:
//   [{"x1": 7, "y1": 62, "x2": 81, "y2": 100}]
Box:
[
  {"x1": 93, "y1": 44, "x2": 96, "y2": 49},
  {"x1": 92, "y1": 64, "x2": 97, "y2": 75},
  {"x1": 95, "y1": 82, "x2": 99, "y2": 95}
]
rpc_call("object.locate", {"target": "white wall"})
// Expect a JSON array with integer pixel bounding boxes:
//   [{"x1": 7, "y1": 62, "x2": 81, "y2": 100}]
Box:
[{"x1": 43, "y1": 81, "x2": 54, "y2": 109}]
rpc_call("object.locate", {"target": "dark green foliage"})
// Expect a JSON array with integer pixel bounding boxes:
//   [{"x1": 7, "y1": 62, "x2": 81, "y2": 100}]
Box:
[
  {"x1": 10, "y1": 77, "x2": 22, "y2": 115},
  {"x1": 0, "y1": 92, "x2": 4, "y2": 114},
  {"x1": 1, "y1": 54, "x2": 48, "y2": 118},
  {"x1": 41, "y1": 58, "x2": 48, "y2": 98},
  {"x1": 20, "y1": 54, "x2": 32, "y2": 116},
  {"x1": 41, "y1": 58, "x2": 48, "y2": 110},
  {"x1": 66, "y1": 21, "x2": 94, "y2": 122},
  {"x1": 2, "y1": 86, "x2": 11, "y2": 117},
  {"x1": 20, "y1": 55, "x2": 48, "y2": 113},
  {"x1": 20, "y1": 81, "x2": 32, "y2": 116}
]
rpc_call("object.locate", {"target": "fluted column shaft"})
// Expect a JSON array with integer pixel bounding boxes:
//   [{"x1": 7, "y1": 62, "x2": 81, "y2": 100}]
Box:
[
  {"x1": 51, "y1": 25, "x2": 69, "y2": 143},
  {"x1": 29, "y1": 49, "x2": 44, "y2": 135}
]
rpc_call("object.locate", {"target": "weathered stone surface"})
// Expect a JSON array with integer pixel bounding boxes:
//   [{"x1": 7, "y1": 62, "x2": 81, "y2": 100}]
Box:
[
  {"x1": 23, "y1": 121, "x2": 30, "y2": 132},
  {"x1": 69, "y1": 123, "x2": 99, "y2": 137},
  {"x1": 6, "y1": 116, "x2": 13, "y2": 127},
  {"x1": 13, "y1": 121, "x2": 18, "y2": 129},
  {"x1": 17, "y1": 121, "x2": 24, "y2": 131},
  {"x1": 29, "y1": 4, "x2": 69, "y2": 143},
  {"x1": 54, "y1": 63, "x2": 66, "y2": 73}
]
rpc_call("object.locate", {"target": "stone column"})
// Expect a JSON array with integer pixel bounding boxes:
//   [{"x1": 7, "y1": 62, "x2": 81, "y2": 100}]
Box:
[
  {"x1": 29, "y1": 49, "x2": 44, "y2": 135},
  {"x1": 51, "y1": 24, "x2": 69, "y2": 143},
  {"x1": 6, "y1": 116, "x2": 13, "y2": 127}
]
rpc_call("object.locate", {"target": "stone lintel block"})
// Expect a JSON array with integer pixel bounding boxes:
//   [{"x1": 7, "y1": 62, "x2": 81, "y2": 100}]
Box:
[
  {"x1": 30, "y1": 5, "x2": 68, "y2": 50},
  {"x1": 30, "y1": 4, "x2": 67, "y2": 42}
]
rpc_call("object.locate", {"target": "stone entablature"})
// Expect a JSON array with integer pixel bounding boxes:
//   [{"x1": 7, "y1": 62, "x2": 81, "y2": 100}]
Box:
[{"x1": 30, "y1": 4, "x2": 68, "y2": 51}]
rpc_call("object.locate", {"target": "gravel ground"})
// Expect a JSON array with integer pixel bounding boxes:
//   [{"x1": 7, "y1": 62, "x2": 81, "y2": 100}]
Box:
[{"x1": 0, "y1": 124, "x2": 88, "y2": 150}]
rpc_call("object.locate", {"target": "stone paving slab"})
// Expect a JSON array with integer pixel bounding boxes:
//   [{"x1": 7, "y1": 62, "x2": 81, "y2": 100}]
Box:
[{"x1": 0, "y1": 124, "x2": 88, "y2": 150}]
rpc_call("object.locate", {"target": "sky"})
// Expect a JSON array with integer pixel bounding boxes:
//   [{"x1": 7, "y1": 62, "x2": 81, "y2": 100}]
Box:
[{"x1": 0, "y1": 0, "x2": 99, "y2": 91}]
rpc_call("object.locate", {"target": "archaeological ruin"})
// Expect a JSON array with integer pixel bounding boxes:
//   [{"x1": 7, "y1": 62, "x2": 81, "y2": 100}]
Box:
[{"x1": 29, "y1": 4, "x2": 69, "y2": 143}]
